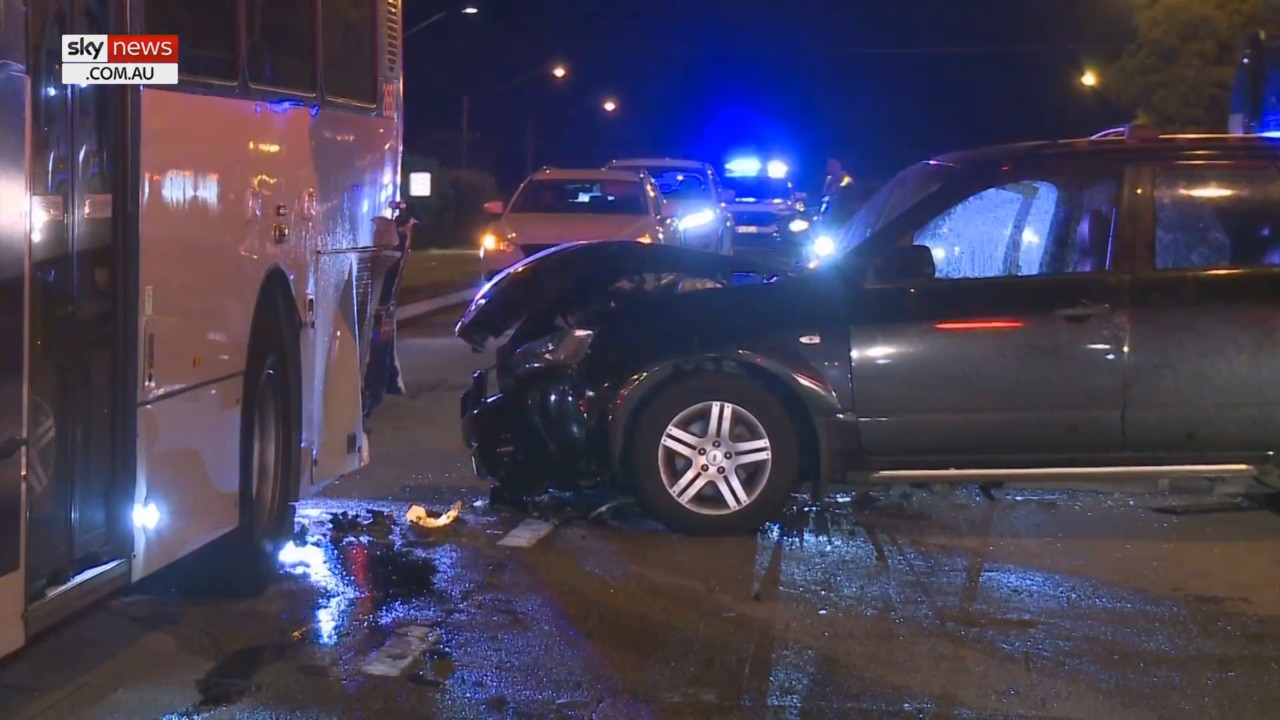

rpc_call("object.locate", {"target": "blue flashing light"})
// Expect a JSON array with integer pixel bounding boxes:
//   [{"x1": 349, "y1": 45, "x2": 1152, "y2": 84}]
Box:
[
  {"x1": 267, "y1": 99, "x2": 308, "y2": 114},
  {"x1": 1262, "y1": 130, "x2": 1280, "y2": 138},
  {"x1": 766, "y1": 160, "x2": 788, "y2": 179},
  {"x1": 725, "y1": 157, "x2": 762, "y2": 177}
]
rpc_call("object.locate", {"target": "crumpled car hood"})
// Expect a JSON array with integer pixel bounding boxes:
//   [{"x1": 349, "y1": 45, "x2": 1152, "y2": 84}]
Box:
[{"x1": 453, "y1": 241, "x2": 794, "y2": 348}]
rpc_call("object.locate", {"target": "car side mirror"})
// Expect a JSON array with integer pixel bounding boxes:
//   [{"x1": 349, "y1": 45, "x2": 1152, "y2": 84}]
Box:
[
  {"x1": 483, "y1": 200, "x2": 504, "y2": 215},
  {"x1": 659, "y1": 203, "x2": 678, "y2": 219},
  {"x1": 720, "y1": 189, "x2": 735, "y2": 202},
  {"x1": 877, "y1": 244, "x2": 935, "y2": 283}
]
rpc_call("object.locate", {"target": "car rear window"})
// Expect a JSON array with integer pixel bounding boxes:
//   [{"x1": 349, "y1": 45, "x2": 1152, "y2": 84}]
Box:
[{"x1": 509, "y1": 179, "x2": 648, "y2": 215}]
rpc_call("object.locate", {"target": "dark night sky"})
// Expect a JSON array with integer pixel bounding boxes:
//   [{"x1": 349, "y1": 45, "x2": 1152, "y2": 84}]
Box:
[{"x1": 403, "y1": 0, "x2": 1137, "y2": 192}]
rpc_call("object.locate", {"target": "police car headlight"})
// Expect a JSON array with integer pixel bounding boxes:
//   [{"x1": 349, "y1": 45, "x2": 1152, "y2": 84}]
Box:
[
  {"x1": 788, "y1": 218, "x2": 810, "y2": 233},
  {"x1": 812, "y1": 234, "x2": 836, "y2": 257}
]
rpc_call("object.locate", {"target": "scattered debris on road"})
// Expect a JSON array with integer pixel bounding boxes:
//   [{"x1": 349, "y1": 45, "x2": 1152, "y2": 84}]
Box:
[
  {"x1": 360, "y1": 624, "x2": 443, "y2": 677},
  {"x1": 407, "y1": 501, "x2": 463, "y2": 529}
]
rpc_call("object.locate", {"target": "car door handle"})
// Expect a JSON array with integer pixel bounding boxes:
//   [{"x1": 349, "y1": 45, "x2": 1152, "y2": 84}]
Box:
[{"x1": 1054, "y1": 303, "x2": 1110, "y2": 322}]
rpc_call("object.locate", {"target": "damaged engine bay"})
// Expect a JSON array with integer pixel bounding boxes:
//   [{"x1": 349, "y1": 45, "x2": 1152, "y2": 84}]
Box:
[{"x1": 455, "y1": 241, "x2": 807, "y2": 505}]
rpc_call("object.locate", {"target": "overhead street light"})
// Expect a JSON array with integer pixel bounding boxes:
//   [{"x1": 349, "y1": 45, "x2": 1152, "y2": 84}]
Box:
[
  {"x1": 602, "y1": 99, "x2": 618, "y2": 113},
  {"x1": 462, "y1": 62, "x2": 572, "y2": 169},
  {"x1": 1080, "y1": 69, "x2": 1098, "y2": 88},
  {"x1": 405, "y1": 5, "x2": 479, "y2": 39}
]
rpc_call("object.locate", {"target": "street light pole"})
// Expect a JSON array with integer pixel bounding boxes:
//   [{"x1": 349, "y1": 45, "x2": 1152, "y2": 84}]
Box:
[
  {"x1": 461, "y1": 95, "x2": 470, "y2": 170},
  {"x1": 525, "y1": 114, "x2": 534, "y2": 175},
  {"x1": 404, "y1": 11, "x2": 446, "y2": 40}
]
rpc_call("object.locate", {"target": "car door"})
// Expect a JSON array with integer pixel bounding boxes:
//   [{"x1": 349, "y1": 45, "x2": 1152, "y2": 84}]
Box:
[
  {"x1": 849, "y1": 162, "x2": 1135, "y2": 463},
  {"x1": 1124, "y1": 160, "x2": 1280, "y2": 455}
]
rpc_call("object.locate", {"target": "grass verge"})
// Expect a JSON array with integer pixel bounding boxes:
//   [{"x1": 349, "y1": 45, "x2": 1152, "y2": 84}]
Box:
[{"x1": 399, "y1": 249, "x2": 480, "y2": 305}]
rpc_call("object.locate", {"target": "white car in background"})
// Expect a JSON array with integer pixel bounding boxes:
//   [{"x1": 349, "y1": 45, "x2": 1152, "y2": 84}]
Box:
[
  {"x1": 479, "y1": 168, "x2": 679, "y2": 280},
  {"x1": 604, "y1": 158, "x2": 735, "y2": 254}
]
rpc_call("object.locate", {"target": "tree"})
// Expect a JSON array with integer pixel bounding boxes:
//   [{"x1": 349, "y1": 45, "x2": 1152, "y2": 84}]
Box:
[{"x1": 1105, "y1": 0, "x2": 1280, "y2": 131}]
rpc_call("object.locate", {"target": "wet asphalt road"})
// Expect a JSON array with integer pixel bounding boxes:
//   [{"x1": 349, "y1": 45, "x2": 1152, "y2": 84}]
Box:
[{"x1": 3, "y1": 321, "x2": 1280, "y2": 719}]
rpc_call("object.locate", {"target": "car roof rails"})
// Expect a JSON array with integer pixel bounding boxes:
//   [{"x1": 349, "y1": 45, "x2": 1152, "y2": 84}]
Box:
[{"x1": 1090, "y1": 123, "x2": 1158, "y2": 141}]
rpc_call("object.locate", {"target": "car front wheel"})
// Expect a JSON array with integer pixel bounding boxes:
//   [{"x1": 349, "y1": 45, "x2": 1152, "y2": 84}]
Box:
[{"x1": 630, "y1": 373, "x2": 799, "y2": 534}]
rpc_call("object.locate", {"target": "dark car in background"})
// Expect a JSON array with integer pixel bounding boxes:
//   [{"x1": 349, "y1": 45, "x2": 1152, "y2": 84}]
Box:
[{"x1": 457, "y1": 129, "x2": 1280, "y2": 534}]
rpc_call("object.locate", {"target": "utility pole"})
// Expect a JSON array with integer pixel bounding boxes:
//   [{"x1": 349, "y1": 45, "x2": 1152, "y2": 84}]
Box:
[
  {"x1": 524, "y1": 114, "x2": 534, "y2": 175},
  {"x1": 460, "y1": 95, "x2": 470, "y2": 170}
]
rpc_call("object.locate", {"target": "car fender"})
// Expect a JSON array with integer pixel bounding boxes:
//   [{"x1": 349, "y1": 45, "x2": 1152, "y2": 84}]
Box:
[{"x1": 606, "y1": 350, "x2": 855, "y2": 492}]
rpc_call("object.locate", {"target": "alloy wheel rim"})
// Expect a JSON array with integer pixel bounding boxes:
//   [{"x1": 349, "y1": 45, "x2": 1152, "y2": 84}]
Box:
[{"x1": 657, "y1": 400, "x2": 772, "y2": 515}]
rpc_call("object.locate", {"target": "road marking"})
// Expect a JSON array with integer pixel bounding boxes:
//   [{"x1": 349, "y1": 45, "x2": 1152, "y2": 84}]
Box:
[
  {"x1": 359, "y1": 625, "x2": 441, "y2": 677},
  {"x1": 497, "y1": 519, "x2": 556, "y2": 548}
]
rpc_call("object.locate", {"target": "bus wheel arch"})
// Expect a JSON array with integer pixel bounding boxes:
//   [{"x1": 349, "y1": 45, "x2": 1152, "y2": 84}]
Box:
[{"x1": 234, "y1": 268, "x2": 303, "y2": 589}]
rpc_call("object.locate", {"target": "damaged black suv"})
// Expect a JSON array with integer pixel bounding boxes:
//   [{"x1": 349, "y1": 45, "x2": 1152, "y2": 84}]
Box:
[{"x1": 457, "y1": 131, "x2": 1280, "y2": 534}]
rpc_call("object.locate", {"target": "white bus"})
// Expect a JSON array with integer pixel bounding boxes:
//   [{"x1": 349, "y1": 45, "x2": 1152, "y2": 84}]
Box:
[{"x1": 0, "y1": 0, "x2": 404, "y2": 657}]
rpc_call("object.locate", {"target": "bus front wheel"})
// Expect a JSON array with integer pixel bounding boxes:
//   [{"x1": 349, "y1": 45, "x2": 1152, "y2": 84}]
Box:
[{"x1": 230, "y1": 288, "x2": 301, "y2": 595}]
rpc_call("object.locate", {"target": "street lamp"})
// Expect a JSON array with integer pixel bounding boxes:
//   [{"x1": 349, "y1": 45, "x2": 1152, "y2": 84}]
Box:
[
  {"x1": 1080, "y1": 69, "x2": 1099, "y2": 88},
  {"x1": 602, "y1": 99, "x2": 618, "y2": 113},
  {"x1": 462, "y1": 62, "x2": 570, "y2": 170},
  {"x1": 405, "y1": 5, "x2": 479, "y2": 39}
]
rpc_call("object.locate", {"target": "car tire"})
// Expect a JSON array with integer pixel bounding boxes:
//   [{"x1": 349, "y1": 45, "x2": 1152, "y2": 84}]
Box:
[
  {"x1": 225, "y1": 291, "x2": 300, "y2": 596},
  {"x1": 629, "y1": 373, "x2": 799, "y2": 535}
]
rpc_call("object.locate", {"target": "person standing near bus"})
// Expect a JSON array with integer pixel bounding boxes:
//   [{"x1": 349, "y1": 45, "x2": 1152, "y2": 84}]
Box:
[{"x1": 821, "y1": 158, "x2": 853, "y2": 199}]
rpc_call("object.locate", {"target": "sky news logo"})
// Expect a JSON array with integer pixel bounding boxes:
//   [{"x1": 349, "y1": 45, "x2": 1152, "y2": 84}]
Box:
[{"x1": 61, "y1": 34, "x2": 179, "y2": 85}]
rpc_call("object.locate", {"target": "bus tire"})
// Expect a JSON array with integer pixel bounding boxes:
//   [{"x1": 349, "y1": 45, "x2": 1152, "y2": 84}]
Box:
[{"x1": 229, "y1": 285, "x2": 301, "y2": 595}]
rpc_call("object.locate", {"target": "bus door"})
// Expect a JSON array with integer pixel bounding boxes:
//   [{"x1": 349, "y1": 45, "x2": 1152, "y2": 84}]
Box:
[
  {"x1": 24, "y1": 0, "x2": 132, "y2": 602},
  {"x1": 0, "y1": 0, "x2": 30, "y2": 654}
]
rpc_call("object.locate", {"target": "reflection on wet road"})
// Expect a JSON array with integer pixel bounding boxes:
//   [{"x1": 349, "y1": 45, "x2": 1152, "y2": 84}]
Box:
[{"x1": 1, "y1": 335, "x2": 1279, "y2": 719}]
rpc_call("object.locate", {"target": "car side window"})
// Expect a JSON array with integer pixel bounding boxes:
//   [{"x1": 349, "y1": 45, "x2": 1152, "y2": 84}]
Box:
[
  {"x1": 1153, "y1": 166, "x2": 1280, "y2": 270},
  {"x1": 911, "y1": 174, "x2": 1119, "y2": 280}
]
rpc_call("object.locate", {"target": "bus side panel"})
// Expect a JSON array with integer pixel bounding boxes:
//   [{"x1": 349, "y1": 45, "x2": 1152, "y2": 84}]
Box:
[
  {"x1": 132, "y1": 375, "x2": 240, "y2": 580},
  {"x1": 0, "y1": 22, "x2": 31, "y2": 656},
  {"x1": 309, "y1": 107, "x2": 399, "y2": 488}
]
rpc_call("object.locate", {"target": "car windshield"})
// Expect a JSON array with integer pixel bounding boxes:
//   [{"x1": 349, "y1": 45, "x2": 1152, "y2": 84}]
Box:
[
  {"x1": 508, "y1": 179, "x2": 648, "y2": 215},
  {"x1": 834, "y1": 161, "x2": 950, "y2": 253},
  {"x1": 723, "y1": 176, "x2": 793, "y2": 202},
  {"x1": 620, "y1": 166, "x2": 713, "y2": 201}
]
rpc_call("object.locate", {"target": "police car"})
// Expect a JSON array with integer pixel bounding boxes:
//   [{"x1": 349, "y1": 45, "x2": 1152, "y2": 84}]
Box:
[{"x1": 720, "y1": 158, "x2": 811, "y2": 264}]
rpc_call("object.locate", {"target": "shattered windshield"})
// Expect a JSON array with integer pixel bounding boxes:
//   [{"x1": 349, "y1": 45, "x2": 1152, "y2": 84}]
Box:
[{"x1": 834, "y1": 161, "x2": 950, "y2": 253}]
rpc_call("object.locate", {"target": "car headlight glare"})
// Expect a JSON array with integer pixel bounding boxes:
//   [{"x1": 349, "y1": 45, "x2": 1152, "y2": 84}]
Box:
[
  {"x1": 481, "y1": 233, "x2": 510, "y2": 252},
  {"x1": 678, "y1": 209, "x2": 715, "y2": 230},
  {"x1": 788, "y1": 218, "x2": 810, "y2": 233},
  {"x1": 511, "y1": 328, "x2": 595, "y2": 374},
  {"x1": 812, "y1": 234, "x2": 836, "y2": 257}
]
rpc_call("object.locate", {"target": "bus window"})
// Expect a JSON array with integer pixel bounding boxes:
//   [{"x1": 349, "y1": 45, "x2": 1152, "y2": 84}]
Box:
[
  {"x1": 322, "y1": 0, "x2": 377, "y2": 105},
  {"x1": 246, "y1": 0, "x2": 317, "y2": 94},
  {"x1": 143, "y1": 0, "x2": 238, "y2": 82}
]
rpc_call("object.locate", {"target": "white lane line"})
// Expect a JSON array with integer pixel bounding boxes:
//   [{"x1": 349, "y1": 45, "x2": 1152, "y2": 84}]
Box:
[{"x1": 497, "y1": 519, "x2": 556, "y2": 548}]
